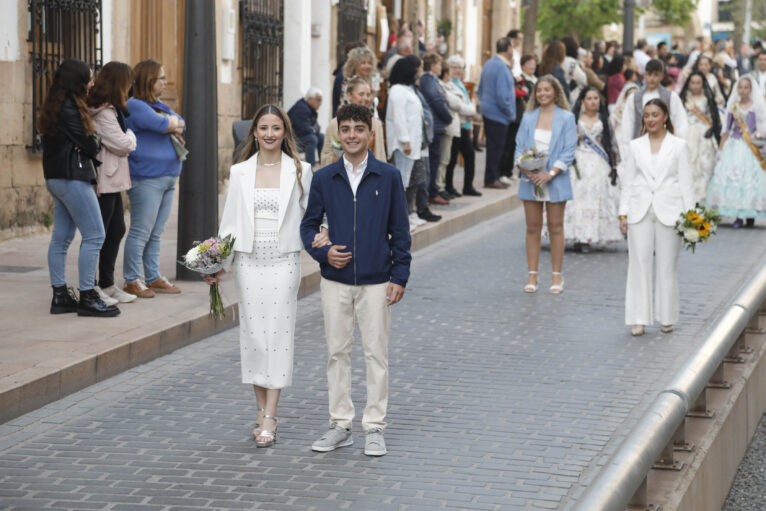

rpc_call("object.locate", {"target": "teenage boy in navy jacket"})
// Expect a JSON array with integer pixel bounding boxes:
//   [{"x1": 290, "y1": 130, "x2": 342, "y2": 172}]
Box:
[{"x1": 301, "y1": 104, "x2": 412, "y2": 457}]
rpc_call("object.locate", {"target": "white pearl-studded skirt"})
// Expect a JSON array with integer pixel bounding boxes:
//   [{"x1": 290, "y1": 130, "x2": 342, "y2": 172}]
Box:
[{"x1": 233, "y1": 219, "x2": 300, "y2": 388}]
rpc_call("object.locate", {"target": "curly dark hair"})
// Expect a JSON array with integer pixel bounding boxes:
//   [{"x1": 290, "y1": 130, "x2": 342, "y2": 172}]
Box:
[
  {"x1": 337, "y1": 103, "x2": 372, "y2": 130},
  {"x1": 37, "y1": 59, "x2": 94, "y2": 136}
]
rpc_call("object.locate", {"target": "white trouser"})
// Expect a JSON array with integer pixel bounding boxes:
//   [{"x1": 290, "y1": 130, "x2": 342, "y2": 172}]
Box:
[
  {"x1": 320, "y1": 278, "x2": 391, "y2": 431},
  {"x1": 625, "y1": 206, "x2": 682, "y2": 326}
]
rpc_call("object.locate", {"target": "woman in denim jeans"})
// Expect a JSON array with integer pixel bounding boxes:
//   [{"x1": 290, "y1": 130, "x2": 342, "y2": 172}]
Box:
[
  {"x1": 39, "y1": 59, "x2": 120, "y2": 317},
  {"x1": 123, "y1": 60, "x2": 186, "y2": 298}
]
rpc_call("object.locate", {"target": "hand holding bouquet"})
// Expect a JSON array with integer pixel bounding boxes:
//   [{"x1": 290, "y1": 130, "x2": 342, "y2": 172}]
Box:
[
  {"x1": 675, "y1": 205, "x2": 721, "y2": 253},
  {"x1": 518, "y1": 147, "x2": 549, "y2": 198},
  {"x1": 179, "y1": 234, "x2": 236, "y2": 319}
]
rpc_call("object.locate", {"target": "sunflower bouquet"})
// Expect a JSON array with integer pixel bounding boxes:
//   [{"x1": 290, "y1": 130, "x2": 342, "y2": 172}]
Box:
[{"x1": 674, "y1": 205, "x2": 721, "y2": 253}]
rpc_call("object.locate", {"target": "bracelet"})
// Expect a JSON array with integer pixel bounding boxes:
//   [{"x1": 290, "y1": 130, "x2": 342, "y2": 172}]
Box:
[{"x1": 618, "y1": 215, "x2": 627, "y2": 220}]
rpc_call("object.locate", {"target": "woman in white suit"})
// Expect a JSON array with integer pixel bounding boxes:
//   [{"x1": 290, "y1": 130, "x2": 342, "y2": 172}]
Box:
[
  {"x1": 213, "y1": 104, "x2": 325, "y2": 447},
  {"x1": 619, "y1": 98, "x2": 695, "y2": 336}
]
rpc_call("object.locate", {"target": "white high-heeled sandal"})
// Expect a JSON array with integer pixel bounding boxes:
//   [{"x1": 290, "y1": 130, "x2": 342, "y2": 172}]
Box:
[
  {"x1": 549, "y1": 272, "x2": 564, "y2": 294},
  {"x1": 524, "y1": 271, "x2": 539, "y2": 293}
]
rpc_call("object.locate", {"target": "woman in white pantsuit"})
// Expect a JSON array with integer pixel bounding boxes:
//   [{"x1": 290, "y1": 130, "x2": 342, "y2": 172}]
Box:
[
  {"x1": 619, "y1": 98, "x2": 695, "y2": 337},
  {"x1": 214, "y1": 104, "x2": 322, "y2": 447}
]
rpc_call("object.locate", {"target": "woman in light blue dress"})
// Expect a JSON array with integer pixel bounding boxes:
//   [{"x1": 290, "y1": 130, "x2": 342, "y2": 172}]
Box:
[
  {"x1": 515, "y1": 75, "x2": 577, "y2": 294},
  {"x1": 706, "y1": 76, "x2": 766, "y2": 228}
]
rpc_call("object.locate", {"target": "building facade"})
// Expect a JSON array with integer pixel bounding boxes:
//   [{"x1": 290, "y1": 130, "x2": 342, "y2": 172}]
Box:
[{"x1": 0, "y1": 0, "x2": 518, "y2": 238}]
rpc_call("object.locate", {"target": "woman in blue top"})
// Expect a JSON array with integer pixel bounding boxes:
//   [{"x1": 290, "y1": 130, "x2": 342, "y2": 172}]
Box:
[
  {"x1": 515, "y1": 75, "x2": 577, "y2": 294},
  {"x1": 123, "y1": 60, "x2": 186, "y2": 298}
]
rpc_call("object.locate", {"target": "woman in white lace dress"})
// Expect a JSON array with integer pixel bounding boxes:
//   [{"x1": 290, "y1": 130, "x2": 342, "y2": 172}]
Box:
[
  {"x1": 679, "y1": 70, "x2": 722, "y2": 203},
  {"x1": 214, "y1": 104, "x2": 321, "y2": 448},
  {"x1": 565, "y1": 86, "x2": 623, "y2": 249}
]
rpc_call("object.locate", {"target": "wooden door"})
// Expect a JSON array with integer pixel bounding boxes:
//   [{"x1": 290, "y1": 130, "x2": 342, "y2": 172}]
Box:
[
  {"x1": 130, "y1": 0, "x2": 185, "y2": 112},
  {"x1": 481, "y1": 0, "x2": 492, "y2": 65}
]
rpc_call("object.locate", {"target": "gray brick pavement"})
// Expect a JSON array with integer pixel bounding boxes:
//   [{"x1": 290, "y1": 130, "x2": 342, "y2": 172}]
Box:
[{"x1": 0, "y1": 210, "x2": 764, "y2": 511}]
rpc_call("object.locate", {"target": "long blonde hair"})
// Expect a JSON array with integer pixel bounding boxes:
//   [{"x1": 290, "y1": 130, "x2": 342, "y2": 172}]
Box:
[
  {"x1": 527, "y1": 75, "x2": 571, "y2": 112},
  {"x1": 238, "y1": 104, "x2": 304, "y2": 203}
]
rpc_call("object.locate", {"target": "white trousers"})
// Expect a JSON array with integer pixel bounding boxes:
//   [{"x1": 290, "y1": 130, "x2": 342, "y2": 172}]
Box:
[
  {"x1": 320, "y1": 278, "x2": 391, "y2": 431},
  {"x1": 625, "y1": 207, "x2": 682, "y2": 326}
]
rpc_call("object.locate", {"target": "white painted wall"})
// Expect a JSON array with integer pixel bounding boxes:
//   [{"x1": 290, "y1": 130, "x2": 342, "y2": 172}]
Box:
[
  {"x1": 102, "y1": 0, "x2": 112, "y2": 62},
  {"x1": 311, "y1": 0, "x2": 332, "y2": 129},
  {"x1": 0, "y1": 0, "x2": 20, "y2": 62},
  {"x1": 283, "y1": 0, "x2": 312, "y2": 111}
]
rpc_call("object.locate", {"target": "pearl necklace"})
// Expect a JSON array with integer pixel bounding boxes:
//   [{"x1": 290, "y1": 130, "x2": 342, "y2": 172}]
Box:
[{"x1": 259, "y1": 161, "x2": 280, "y2": 167}]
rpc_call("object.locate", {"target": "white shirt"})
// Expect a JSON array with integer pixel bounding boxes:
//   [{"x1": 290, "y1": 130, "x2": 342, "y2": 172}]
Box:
[
  {"x1": 757, "y1": 70, "x2": 766, "y2": 98},
  {"x1": 343, "y1": 153, "x2": 368, "y2": 196},
  {"x1": 512, "y1": 47, "x2": 522, "y2": 79},
  {"x1": 634, "y1": 49, "x2": 651, "y2": 74},
  {"x1": 620, "y1": 88, "x2": 688, "y2": 150}
]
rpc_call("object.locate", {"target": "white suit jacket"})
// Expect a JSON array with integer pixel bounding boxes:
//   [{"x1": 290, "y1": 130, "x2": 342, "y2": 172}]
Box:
[
  {"x1": 219, "y1": 151, "x2": 312, "y2": 257},
  {"x1": 618, "y1": 133, "x2": 695, "y2": 226}
]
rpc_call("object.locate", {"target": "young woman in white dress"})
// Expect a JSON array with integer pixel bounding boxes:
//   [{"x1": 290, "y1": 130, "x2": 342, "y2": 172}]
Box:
[
  {"x1": 211, "y1": 104, "x2": 323, "y2": 447},
  {"x1": 619, "y1": 99, "x2": 695, "y2": 337},
  {"x1": 679, "y1": 70, "x2": 722, "y2": 203},
  {"x1": 566, "y1": 86, "x2": 623, "y2": 250}
]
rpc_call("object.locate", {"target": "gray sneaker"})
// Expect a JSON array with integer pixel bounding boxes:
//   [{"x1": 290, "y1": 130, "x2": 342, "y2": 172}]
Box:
[
  {"x1": 311, "y1": 423, "x2": 353, "y2": 452},
  {"x1": 364, "y1": 428, "x2": 386, "y2": 456}
]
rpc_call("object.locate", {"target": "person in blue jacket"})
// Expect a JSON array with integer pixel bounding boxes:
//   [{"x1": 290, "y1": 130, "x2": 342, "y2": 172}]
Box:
[
  {"x1": 419, "y1": 52, "x2": 453, "y2": 203},
  {"x1": 123, "y1": 60, "x2": 186, "y2": 298},
  {"x1": 301, "y1": 104, "x2": 411, "y2": 457},
  {"x1": 478, "y1": 36, "x2": 516, "y2": 189},
  {"x1": 515, "y1": 75, "x2": 577, "y2": 295}
]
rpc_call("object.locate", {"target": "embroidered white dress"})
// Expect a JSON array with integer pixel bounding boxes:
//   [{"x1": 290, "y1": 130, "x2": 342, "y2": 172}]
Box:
[
  {"x1": 564, "y1": 119, "x2": 623, "y2": 244},
  {"x1": 684, "y1": 95, "x2": 717, "y2": 203},
  {"x1": 233, "y1": 188, "x2": 301, "y2": 389}
]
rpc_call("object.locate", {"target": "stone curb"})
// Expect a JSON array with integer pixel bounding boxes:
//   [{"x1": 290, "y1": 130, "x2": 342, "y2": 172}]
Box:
[{"x1": 0, "y1": 190, "x2": 521, "y2": 424}]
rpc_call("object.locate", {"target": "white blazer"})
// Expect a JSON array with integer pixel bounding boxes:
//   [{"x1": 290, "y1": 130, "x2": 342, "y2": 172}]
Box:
[
  {"x1": 385, "y1": 84, "x2": 423, "y2": 160},
  {"x1": 619, "y1": 133, "x2": 695, "y2": 226},
  {"x1": 219, "y1": 151, "x2": 312, "y2": 256}
]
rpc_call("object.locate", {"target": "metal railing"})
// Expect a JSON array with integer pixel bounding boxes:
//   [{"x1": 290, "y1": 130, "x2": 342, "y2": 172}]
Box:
[{"x1": 573, "y1": 263, "x2": 766, "y2": 511}]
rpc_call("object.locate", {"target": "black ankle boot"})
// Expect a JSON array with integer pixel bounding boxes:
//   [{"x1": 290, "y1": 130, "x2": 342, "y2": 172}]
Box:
[
  {"x1": 51, "y1": 285, "x2": 79, "y2": 314},
  {"x1": 77, "y1": 289, "x2": 120, "y2": 317}
]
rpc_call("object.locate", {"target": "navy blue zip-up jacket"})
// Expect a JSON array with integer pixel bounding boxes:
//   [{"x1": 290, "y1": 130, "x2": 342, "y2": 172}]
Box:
[{"x1": 300, "y1": 151, "x2": 412, "y2": 287}]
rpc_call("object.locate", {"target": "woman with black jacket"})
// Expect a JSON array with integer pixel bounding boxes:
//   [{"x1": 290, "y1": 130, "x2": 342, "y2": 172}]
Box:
[{"x1": 39, "y1": 59, "x2": 119, "y2": 317}]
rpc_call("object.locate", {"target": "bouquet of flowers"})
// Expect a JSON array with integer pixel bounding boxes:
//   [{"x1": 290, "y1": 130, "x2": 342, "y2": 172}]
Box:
[
  {"x1": 329, "y1": 135, "x2": 343, "y2": 157},
  {"x1": 179, "y1": 234, "x2": 236, "y2": 319},
  {"x1": 674, "y1": 205, "x2": 721, "y2": 253},
  {"x1": 518, "y1": 147, "x2": 548, "y2": 198},
  {"x1": 751, "y1": 131, "x2": 766, "y2": 148}
]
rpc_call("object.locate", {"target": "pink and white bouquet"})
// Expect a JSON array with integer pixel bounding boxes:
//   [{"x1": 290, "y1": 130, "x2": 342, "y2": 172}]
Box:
[
  {"x1": 518, "y1": 147, "x2": 549, "y2": 198},
  {"x1": 179, "y1": 234, "x2": 235, "y2": 320}
]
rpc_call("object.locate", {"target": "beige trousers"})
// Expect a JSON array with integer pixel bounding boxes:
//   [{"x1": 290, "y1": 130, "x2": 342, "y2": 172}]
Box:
[
  {"x1": 320, "y1": 278, "x2": 391, "y2": 431},
  {"x1": 436, "y1": 133, "x2": 454, "y2": 191}
]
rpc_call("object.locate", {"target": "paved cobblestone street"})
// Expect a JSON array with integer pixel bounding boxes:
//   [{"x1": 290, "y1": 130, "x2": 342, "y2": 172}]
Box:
[{"x1": 1, "y1": 209, "x2": 764, "y2": 511}]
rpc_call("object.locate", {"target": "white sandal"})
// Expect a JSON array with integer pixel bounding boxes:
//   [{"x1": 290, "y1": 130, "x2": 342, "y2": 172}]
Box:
[
  {"x1": 255, "y1": 415, "x2": 278, "y2": 448},
  {"x1": 549, "y1": 272, "x2": 564, "y2": 294},
  {"x1": 524, "y1": 271, "x2": 539, "y2": 293}
]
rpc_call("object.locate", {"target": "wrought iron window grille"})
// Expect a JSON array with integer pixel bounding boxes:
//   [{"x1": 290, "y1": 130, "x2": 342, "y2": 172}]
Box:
[
  {"x1": 28, "y1": 0, "x2": 103, "y2": 153},
  {"x1": 337, "y1": 0, "x2": 367, "y2": 65},
  {"x1": 240, "y1": 0, "x2": 283, "y2": 119}
]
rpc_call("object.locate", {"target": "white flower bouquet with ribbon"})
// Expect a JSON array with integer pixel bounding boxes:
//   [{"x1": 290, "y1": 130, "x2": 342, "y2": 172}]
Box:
[
  {"x1": 518, "y1": 147, "x2": 549, "y2": 198},
  {"x1": 179, "y1": 234, "x2": 236, "y2": 319}
]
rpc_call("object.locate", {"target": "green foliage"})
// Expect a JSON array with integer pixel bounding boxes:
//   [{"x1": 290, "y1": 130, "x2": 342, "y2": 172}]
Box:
[
  {"x1": 651, "y1": 0, "x2": 699, "y2": 27},
  {"x1": 537, "y1": 0, "x2": 621, "y2": 41},
  {"x1": 437, "y1": 18, "x2": 452, "y2": 38},
  {"x1": 41, "y1": 211, "x2": 52, "y2": 229}
]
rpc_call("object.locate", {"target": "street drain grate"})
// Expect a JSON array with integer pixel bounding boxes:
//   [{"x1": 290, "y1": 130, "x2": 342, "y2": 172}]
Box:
[{"x1": 0, "y1": 265, "x2": 43, "y2": 273}]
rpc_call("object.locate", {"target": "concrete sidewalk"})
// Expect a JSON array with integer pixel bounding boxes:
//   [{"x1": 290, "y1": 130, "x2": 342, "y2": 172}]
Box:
[{"x1": 0, "y1": 155, "x2": 521, "y2": 423}]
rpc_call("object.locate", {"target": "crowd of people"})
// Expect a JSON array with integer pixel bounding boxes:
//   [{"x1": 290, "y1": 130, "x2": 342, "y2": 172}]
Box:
[
  {"x1": 38, "y1": 25, "x2": 766, "y2": 457},
  {"x1": 40, "y1": 58, "x2": 185, "y2": 318}
]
